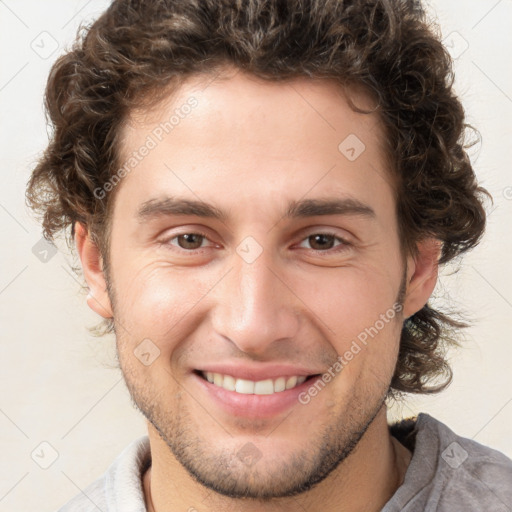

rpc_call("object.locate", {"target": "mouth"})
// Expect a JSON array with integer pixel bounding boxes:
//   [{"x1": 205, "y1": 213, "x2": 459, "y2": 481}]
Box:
[{"x1": 194, "y1": 370, "x2": 321, "y2": 395}]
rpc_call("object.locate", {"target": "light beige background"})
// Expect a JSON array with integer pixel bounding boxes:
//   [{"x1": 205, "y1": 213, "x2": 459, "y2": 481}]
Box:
[{"x1": 0, "y1": 1, "x2": 511, "y2": 510}]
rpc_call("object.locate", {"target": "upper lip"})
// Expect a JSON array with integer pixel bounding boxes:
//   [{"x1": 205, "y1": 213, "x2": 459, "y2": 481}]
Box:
[{"x1": 195, "y1": 364, "x2": 322, "y2": 381}]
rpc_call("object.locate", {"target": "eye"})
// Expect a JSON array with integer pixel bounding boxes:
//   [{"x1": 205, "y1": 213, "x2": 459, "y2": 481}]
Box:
[
  {"x1": 297, "y1": 233, "x2": 350, "y2": 252},
  {"x1": 167, "y1": 232, "x2": 212, "y2": 251},
  {"x1": 161, "y1": 230, "x2": 351, "y2": 254}
]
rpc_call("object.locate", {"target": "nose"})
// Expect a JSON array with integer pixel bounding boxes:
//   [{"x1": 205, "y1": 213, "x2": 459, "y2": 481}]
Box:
[{"x1": 211, "y1": 248, "x2": 301, "y2": 356}]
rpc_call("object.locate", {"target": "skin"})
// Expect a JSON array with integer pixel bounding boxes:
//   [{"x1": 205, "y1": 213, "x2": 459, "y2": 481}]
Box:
[{"x1": 76, "y1": 67, "x2": 439, "y2": 512}]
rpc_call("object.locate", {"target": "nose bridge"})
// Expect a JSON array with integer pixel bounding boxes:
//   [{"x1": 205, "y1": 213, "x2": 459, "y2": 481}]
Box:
[{"x1": 212, "y1": 249, "x2": 300, "y2": 354}]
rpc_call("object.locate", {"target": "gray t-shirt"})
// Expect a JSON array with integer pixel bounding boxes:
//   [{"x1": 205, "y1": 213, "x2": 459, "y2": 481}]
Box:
[{"x1": 57, "y1": 413, "x2": 512, "y2": 511}]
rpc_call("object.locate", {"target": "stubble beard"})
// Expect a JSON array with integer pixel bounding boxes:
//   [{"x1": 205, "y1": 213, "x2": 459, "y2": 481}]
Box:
[{"x1": 111, "y1": 270, "x2": 407, "y2": 501}]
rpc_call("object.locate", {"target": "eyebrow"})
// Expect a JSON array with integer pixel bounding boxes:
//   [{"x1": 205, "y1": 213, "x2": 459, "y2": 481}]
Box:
[{"x1": 136, "y1": 196, "x2": 376, "y2": 222}]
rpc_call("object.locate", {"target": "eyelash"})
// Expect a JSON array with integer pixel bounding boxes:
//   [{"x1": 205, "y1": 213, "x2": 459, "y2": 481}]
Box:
[
  {"x1": 161, "y1": 231, "x2": 352, "y2": 254},
  {"x1": 296, "y1": 232, "x2": 351, "y2": 253}
]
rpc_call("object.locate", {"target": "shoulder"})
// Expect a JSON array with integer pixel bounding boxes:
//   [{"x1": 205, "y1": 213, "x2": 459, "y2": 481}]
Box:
[
  {"x1": 427, "y1": 414, "x2": 512, "y2": 509},
  {"x1": 56, "y1": 435, "x2": 151, "y2": 512},
  {"x1": 386, "y1": 413, "x2": 512, "y2": 511}
]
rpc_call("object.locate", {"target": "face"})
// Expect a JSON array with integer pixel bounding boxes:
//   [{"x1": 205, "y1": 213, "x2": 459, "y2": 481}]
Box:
[{"x1": 88, "y1": 69, "x2": 423, "y2": 499}]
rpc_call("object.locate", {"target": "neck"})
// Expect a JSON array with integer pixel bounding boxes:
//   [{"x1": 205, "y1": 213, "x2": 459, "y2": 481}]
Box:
[{"x1": 143, "y1": 407, "x2": 412, "y2": 512}]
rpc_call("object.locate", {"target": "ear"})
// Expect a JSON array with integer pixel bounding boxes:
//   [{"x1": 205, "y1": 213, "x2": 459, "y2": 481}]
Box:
[
  {"x1": 402, "y1": 238, "x2": 441, "y2": 319},
  {"x1": 75, "y1": 222, "x2": 113, "y2": 319}
]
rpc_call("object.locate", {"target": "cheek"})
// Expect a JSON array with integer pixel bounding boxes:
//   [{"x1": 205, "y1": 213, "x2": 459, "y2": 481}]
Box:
[
  {"x1": 296, "y1": 264, "x2": 403, "y2": 382},
  {"x1": 111, "y1": 265, "x2": 216, "y2": 386},
  {"x1": 299, "y1": 266, "x2": 401, "y2": 338},
  {"x1": 111, "y1": 262, "x2": 219, "y2": 343}
]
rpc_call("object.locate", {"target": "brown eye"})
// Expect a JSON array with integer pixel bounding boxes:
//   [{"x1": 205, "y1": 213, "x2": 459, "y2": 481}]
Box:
[
  {"x1": 174, "y1": 233, "x2": 206, "y2": 250},
  {"x1": 307, "y1": 234, "x2": 336, "y2": 251},
  {"x1": 297, "y1": 232, "x2": 351, "y2": 253}
]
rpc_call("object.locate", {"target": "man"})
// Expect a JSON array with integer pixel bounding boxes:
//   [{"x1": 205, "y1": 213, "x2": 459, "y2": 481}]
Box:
[{"x1": 26, "y1": 0, "x2": 512, "y2": 510}]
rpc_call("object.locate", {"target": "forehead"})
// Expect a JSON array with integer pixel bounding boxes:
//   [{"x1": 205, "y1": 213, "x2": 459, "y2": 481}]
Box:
[
  {"x1": 115, "y1": 70, "x2": 394, "y2": 223},
  {"x1": 126, "y1": 70, "x2": 384, "y2": 148}
]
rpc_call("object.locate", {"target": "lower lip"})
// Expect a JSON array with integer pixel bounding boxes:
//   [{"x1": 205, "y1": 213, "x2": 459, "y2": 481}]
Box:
[{"x1": 192, "y1": 373, "x2": 319, "y2": 419}]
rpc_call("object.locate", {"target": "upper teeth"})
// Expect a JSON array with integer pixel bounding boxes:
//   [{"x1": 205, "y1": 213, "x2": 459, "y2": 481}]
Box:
[{"x1": 203, "y1": 372, "x2": 307, "y2": 394}]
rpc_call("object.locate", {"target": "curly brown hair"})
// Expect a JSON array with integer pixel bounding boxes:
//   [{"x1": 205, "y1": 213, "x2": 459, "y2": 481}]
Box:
[{"x1": 26, "y1": 0, "x2": 489, "y2": 396}]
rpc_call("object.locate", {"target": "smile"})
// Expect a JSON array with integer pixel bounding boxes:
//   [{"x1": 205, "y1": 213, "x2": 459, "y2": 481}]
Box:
[{"x1": 200, "y1": 371, "x2": 309, "y2": 395}]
